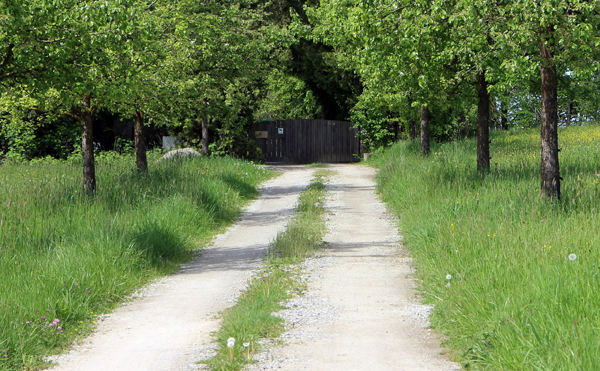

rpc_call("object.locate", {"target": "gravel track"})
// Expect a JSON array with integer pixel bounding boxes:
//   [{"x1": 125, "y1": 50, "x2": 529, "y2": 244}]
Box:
[
  {"x1": 245, "y1": 164, "x2": 460, "y2": 370},
  {"x1": 47, "y1": 164, "x2": 458, "y2": 371},
  {"x1": 48, "y1": 165, "x2": 315, "y2": 371}
]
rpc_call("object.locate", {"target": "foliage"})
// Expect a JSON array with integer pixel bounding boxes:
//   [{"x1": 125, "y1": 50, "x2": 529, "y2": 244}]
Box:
[
  {"x1": 374, "y1": 124, "x2": 600, "y2": 369},
  {"x1": 0, "y1": 92, "x2": 79, "y2": 161},
  {"x1": 254, "y1": 69, "x2": 323, "y2": 121},
  {"x1": 0, "y1": 155, "x2": 271, "y2": 370},
  {"x1": 303, "y1": 0, "x2": 600, "y2": 143}
]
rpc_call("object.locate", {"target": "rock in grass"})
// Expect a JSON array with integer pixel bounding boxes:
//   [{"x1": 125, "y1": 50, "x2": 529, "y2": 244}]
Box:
[{"x1": 159, "y1": 148, "x2": 202, "y2": 162}]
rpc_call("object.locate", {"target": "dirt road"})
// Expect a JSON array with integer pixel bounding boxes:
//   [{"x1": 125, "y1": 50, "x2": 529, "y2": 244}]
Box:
[
  {"x1": 49, "y1": 164, "x2": 458, "y2": 371},
  {"x1": 248, "y1": 164, "x2": 459, "y2": 370},
  {"x1": 49, "y1": 166, "x2": 315, "y2": 371}
]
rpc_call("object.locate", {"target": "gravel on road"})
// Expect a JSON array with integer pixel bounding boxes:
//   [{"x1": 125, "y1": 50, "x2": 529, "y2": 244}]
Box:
[
  {"x1": 245, "y1": 164, "x2": 460, "y2": 371},
  {"x1": 47, "y1": 164, "x2": 458, "y2": 371},
  {"x1": 47, "y1": 166, "x2": 315, "y2": 371}
]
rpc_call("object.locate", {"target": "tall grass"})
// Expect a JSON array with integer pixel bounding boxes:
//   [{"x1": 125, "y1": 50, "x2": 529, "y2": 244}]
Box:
[
  {"x1": 0, "y1": 154, "x2": 271, "y2": 370},
  {"x1": 374, "y1": 125, "x2": 600, "y2": 370}
]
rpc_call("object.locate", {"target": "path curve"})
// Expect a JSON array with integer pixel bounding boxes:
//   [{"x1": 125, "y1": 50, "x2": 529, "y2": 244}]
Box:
[
  {"x1": 49, "y1": 165, "x2": 315, "y2": 371},
  {"x1": 247, "y1": 164, "x2": 460, "y2": 370}
]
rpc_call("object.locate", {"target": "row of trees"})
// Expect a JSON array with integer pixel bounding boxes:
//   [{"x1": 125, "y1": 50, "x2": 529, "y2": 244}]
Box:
[
  {"x1": 2, "y1": 1, "x2": 600, "y2": 200},
  {"x1": 0, "y1": 0, "x2": 308, "y2": 192},
  {"x1": 302, "y1": 0, "x2": 600, "y2": 199}
]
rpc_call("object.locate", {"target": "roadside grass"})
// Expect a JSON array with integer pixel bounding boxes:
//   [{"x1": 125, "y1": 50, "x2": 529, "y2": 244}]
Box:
[
  {"x1": 0, "y1": 154, "x2": 271, "y2": 370},
  {"x1": 373, "y1": 125, "x2": 600, "y2": 370},
  {"x1": 206, "y1": 170, "x2": 331, "y2": 371}
]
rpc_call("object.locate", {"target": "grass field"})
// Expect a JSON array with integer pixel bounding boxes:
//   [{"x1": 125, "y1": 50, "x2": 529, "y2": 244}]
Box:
[
  {"x1": 374, "y1": 125, "x2": 600, "y2": 370},
  {"x1": 0, "y1": 154, "x2": 271, "y2": 370}
]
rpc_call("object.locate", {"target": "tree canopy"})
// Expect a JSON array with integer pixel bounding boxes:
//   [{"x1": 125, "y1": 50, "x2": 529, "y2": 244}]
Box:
[{"x1": 1, "y1": 0, "x2": 600, "y2": 198}]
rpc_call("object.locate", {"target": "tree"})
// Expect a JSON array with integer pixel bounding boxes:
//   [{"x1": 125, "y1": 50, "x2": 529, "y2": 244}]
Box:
[
  {"x1": 1, "y1": 0, "x2": 158, "y2": 192},
  {"x1": 153, "y1": 0, "x2": 281, "y2": 157},
  {"x1": 305, "y1": 0, "x2": 456, "y2": 153},
  {"x1": 476, "y1": 71, "x2": 490, "y2": 171},
  {"x1": 501, "y1": 1, "x2": 600, "y2": 199}
]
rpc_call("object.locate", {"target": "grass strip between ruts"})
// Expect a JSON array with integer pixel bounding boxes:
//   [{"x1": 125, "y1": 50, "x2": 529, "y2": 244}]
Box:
[{"x1": 205, "y1": 169, "x2": 332, "y2": 371}]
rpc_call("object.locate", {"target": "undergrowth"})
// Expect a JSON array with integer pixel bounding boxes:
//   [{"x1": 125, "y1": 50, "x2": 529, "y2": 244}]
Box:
[
  {"x1": 0, "y1": 154, "x2": 271, "y2": 370},
  {"x1": 206, "y1": 169, "x2": 330, "y2": 371},
  {"x1": 373, "y1": 125, "x2": 600, "y2": 370}
]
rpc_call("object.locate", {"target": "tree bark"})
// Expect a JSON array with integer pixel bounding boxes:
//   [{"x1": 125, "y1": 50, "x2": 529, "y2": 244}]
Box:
[
  {"x1": 477, "y1": 71, "x2": 490, "y2": 173},
  {"x1": 540, "y1": 37, "x2": 561, "y2": 199},
  {"x1": 201, "y1": 116, "x2": 209, "y2": 156},
  {"x1": 420, "y1": 105, "x2": 430, "y2": 156},
  {"x1": 133, "y1": 110, "x2": 148, "y2": 172},
  {"x1": 81, "y1": 94, "x2": 96, "y2": 194}
]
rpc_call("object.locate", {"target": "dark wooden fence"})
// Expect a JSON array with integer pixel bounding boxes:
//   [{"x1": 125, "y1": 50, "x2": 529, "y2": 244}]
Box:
[{"x1": 254, "y1": 119, "x2": 360, "y2": 163}]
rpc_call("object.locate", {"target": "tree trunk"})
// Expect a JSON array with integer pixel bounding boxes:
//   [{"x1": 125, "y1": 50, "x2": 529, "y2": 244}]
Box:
[
  {"x1": 420, "y1": 105, "x2": 430, "y2": 156},
  {"x1": 566, "y1": 102, "x2": 574, "y2": 126},
  {"x1": 81, "y1": 94, "x2": 96, "y2": 194},
  {"x1": 201, "y1": 116, "x2": 209, "y2": 156},
  {"x1": 133, "y1": 110, "x2": 148, "y2": 172},
  {"x1": 540, "y1": 37, "x2": 561, "y2": 199},
  {"x1": 409, "y1": 120, "x2": 417, "y2": 140},
  {"x1": 477, "y1": 71, "x2": 491, "y2": 173}
]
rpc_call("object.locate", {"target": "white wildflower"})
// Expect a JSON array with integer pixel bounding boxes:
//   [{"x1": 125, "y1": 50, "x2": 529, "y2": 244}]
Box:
[{"x1": 227, "y1": 337, "x2": 235, "y2": 348}]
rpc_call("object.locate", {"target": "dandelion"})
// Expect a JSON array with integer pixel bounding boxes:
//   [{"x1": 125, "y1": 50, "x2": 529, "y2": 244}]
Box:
[
  {"x1": 243, "y1": 342, "x2": 250, "y2": 348},
  {"x1": 446, "y1": 274, "x2": 452, "y2": 280},
  {"x1": 227, "y1": 337, "x2": 235, "y2": 348},
  {"x1": 569, "y1": 254, "x2": 577, "y2": 261}
]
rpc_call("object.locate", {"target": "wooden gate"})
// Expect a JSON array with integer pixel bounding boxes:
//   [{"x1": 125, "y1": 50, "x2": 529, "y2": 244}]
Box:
[{"x1": 254, "y1": 119, "x2": 360, "y2": 163}]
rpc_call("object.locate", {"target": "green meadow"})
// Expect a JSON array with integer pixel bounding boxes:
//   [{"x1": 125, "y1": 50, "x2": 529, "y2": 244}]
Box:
[
  {"x1": 0, "y1": 154, "x2": 271, "y2": 370},
  {"x1": 374, "y1": 125, "x2": 600, "y2": 370}
]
